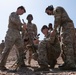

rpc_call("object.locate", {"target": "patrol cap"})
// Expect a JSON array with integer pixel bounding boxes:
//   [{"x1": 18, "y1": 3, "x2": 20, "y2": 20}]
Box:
[
  {"x1": 17, "y1": 6, "x2": 26, "y2": 13},
  {"x1": 45, "y1": 5, "x2": 54, "y2": 11},
  {"x1": 48, "y1": 23, "x2": 52, "y2": 26},
  {"x1": 41, "y1": 25, "x2": 48, "y2": 32},
  {"x1": 27, "y1": 14, "x2": 33, "y2": 20}
]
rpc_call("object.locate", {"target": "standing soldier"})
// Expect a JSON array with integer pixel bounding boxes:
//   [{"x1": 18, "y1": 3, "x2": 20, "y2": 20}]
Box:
[
  {"x1": 45, "y1": 5, "x2": 76, "y2": 70},
  {"x1": 35, "y1": 25, "x2": 61, "y2": 71},
  {"x1": 0, "y1": 6, "x2": 27, "y2": 71},
  {"x1": 48, "y1": 23, "x2": 53, "y2": 33},
  {"x1": 0, "y1": 40, "x2": 5, "y2": 54},
  {"x1": 22, "y1": 14, "x2": 37, "y2": 65}
]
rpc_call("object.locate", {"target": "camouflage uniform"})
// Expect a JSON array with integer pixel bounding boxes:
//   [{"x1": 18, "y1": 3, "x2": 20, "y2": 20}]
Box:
[
  {"x1": 53, "y1": 7, "x2": 76, "y2": 67},
  {"x1": 22, "y1": 23, "x2": 37, "y2": 50},
  {"x1": 22, "y1": 22, "x2": 37, "y2": 64},
  {"x1": 38, "y1": 31, "x2": 61, "y2": 68},
  {"x1": 0, "y1": 12, "x2": 25, "y2": 67}
]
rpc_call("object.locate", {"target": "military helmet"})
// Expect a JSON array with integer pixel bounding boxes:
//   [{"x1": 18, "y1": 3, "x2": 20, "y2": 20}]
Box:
[
  {"x1": 26, "y1": 14, "x2": 33, "y2": 20},
  {"x1": 45, "y1": 5, "x2": 54, "y2": 11}
]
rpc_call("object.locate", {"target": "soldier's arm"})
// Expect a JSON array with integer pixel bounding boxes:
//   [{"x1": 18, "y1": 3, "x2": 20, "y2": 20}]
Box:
[
  {"x1": 54, "y1": 7, "x2": 62, "y2": 30},
  {"x1": 33, "y1": 24, "x2": 37, "y2": 36},
  {"x1": 51, "y1": 8, "x2": 62, "y2": 37},
  {"x1": 10, "y1": 13, "x2": 22, "y2": 25}
]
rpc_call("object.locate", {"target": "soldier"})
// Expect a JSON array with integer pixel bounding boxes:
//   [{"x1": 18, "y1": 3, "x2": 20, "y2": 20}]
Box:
[
  {"x1": 0, "y1": 40, "x2": 5, "y2": 54},
  {"x1": 45, "y1": 5, "x2": 76, "y2": 70},
  {"x1": 22, "y1": 14, "x2": 38, "y2": 65},
  {"x1": 0, "y1": 6, "x2": 27, "y2": 71},
  {"x1": 48, "y1": 23, "x2": 53, "y2": 33},
  {"x1": 35, "y1": 25, "x2": 61, "y2": 71}
]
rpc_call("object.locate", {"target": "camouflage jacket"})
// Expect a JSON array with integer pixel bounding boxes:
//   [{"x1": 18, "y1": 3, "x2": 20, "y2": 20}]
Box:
[
  {"x1": 8, "y1": 12, "x2": 22, "y2": 31},
  {"x1": 22, "y1": 23, "x2": 37, "y2": 43},
  {"x1": 53, "y1": 6, "x2": 73, "y2": 31}
]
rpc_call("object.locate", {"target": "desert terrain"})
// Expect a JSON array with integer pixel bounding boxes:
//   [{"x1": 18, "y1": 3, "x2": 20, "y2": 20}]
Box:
[{"x1": 0, "y1": 46, "x2": 76, "y2": 75}]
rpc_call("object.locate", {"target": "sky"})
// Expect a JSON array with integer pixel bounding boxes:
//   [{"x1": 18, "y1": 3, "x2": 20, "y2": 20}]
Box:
[{"x1": 0, "y1": 0, "x2": 76, "y2": 43}]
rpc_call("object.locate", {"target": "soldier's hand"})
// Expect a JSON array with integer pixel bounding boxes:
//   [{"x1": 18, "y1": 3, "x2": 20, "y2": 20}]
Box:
[
  {"x1": 33, "y1": 39, "x2": 39, "y2": 44},
  {"x1": 23, "y1": 23, "x2": 27, "y2": 30},
  {"x1": 50, "y1": 29, "x2": 56, "y2": 37}
]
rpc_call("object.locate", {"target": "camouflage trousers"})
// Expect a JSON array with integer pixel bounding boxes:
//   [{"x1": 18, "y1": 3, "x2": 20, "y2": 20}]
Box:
[
  {"x1": 37, "y1": 40, "x2": 61, "y2": 66},
  {"x1": 60, "y1": 22, "x2": 76, "y2": 65},
  {"x1": 0, "y1": 29, "x2": 25, "y2": 67}
]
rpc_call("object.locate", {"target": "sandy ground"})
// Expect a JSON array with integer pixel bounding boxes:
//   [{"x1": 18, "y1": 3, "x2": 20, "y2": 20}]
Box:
[{"x1": 0, "y1": 46, "x2": 76, "y2": 75}]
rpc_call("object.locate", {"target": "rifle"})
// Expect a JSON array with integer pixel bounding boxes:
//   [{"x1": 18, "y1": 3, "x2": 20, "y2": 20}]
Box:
[
  {"x1": 33, "y1": 33, "x2": 40, "y2": 40},
  {"x1": 22, "y1": 19, "x2": 26, "y2": 24}
]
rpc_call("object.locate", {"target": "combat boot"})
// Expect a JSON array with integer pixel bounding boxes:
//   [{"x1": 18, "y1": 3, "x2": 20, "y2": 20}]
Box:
[
  {"x1": 34, "y1": 65, "x2": 49, "y2": 72},
  {"x1": 59, "y1": 62, "x2": 76, "y2": 70},
  {"x1": 19, "y1": 63, "x2": 27, "y2": 68},
  {"x1": 49, "y1": 60, "x2": 57, "y2": 69},
  {"x1": 8, "y1": 63, "x2": 28, "y2": 73},
  {"x1": 0, "y1": 66, "x2": 8, "y2": 71}
]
